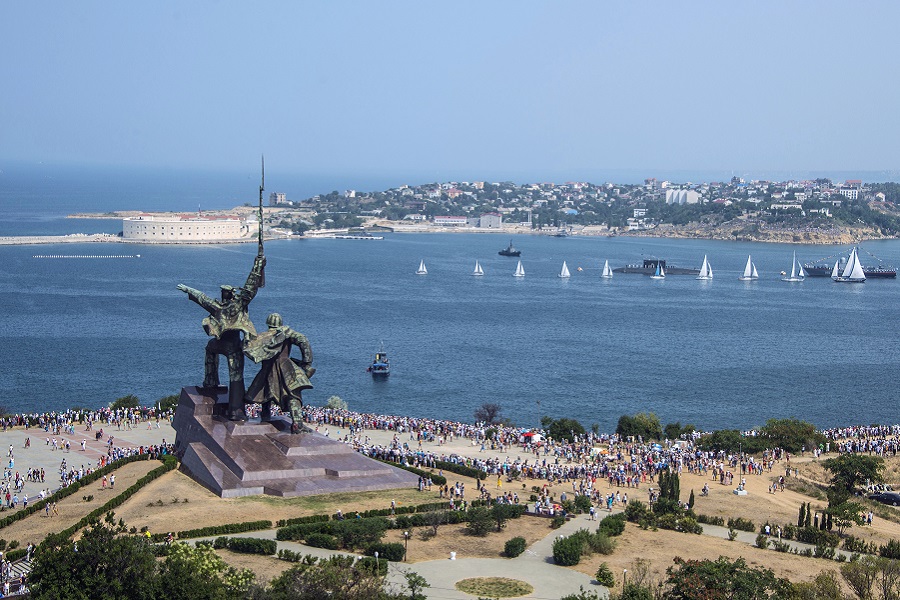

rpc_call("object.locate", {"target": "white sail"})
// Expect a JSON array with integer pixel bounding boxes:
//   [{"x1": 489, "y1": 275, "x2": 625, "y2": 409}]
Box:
[
  {"x1": 782, "y1": 251, "x2": 803, "y2": 281},
  {"x1": 798, "y1": 263, "x2": 806, "y2": 278},
  {"x1": 650, "y1": 261, "x2": 665, "y2": 279},
  {"x1": 558, "y1": 261, "x2": 570, "y2": 278},
  {"x1": 841, "y1": 248, "x2": 857, "y2": 279},
  {"x1": 831, "y1": 259, "x2": 840, "y2": 279},
  {"x1": 514, "y1": 260, "x2": 525, "y2": 277},
  {"x1": 416, "y1": 260, "x2": 427, "y2": 275},
  {"x1": 473, "y1": 260, "x2": 484, "y2": 276},
  {"x1": 790, "y1": 252, "x2": 797, "y2": 279},
  {"x1": 697, "y1": 255, "x2": 712, "y2": 280},
  {"x1": 601, "y1": 259, "x2": 613, "y2": 278},
  {"x1": 849, "y1": 250, "x2": 866, "y2": 281},
  {"x1": 739, "y1": 255, "x2": 757, "y2": 280}
]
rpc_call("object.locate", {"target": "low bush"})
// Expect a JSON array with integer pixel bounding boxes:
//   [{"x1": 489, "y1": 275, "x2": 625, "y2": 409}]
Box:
[
  {"x1": 880, "y1": 539, "x2": 900, "y2": 559},
  {"x1": 695, "y1": 514, "x2": 725, "y2": 526},
  {"x1": 550, "y1": 514, "x2": 567, "y2": 529},
  {"x1": 552, "y1": 535, "x2": 583, "y2": 566},
  {"x1": 755, "y1": 534, "x2": 769, "y2": 549},
  {"x1": 794, "y1": 526, "x2": 839, "y2": 548},
  {"x1": 727, "y1": 517, "x2": 755, "y2": 532},
  {"x1": 366, "y1": 542, "x2": 405, "y2": 562},
  {"x1": 304, "y1": 533, "x2": 339, "y2": 550},
  {"x1": 574, "y1": 495, "x2": 593, "y2": 513},
  {"x1": 504, "y1": 536, "x2": 526, "y2": 558},
  {"x1": 177, "y1": 520, "x2": 272, "y2": 540},
  {"x1": 597, "y1": 513, "x2": 626, "y2": 537},
  {"x1": 595, "y1": 562, "x2": 615, "y2": 588}
]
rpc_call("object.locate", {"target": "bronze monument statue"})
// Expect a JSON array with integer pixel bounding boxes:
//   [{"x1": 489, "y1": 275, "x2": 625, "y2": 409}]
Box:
[
  {"x1": 243, "y1": 312, "x2": 314, "y2": 433},
  {"x1": 176, "y1": 254, "x2": 265, "y2": 421},
  {"x1": 177, "y1": 158, "x2": 267, "y2": 421}
]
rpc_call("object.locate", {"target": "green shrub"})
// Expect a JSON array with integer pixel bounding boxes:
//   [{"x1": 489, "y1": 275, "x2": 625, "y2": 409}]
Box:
[
  {"x1": 595, "y1": 562, "x2": 615, "y2": 588},
  {"x1": 771, "y1": 540, "x2": 791, "y2": 553},
  {"x1": 597, "y1": 513, "x2": 626, "y2": 537},
  {"x1": 304, "y1": 533, "x2": 339, "y2": 550},
  {"x1": 357, "y1": 556, "x2": 388, "y2": 576},
  {"x1": 795, "y1": 526, "x2": 839, "y2": 548},
  {"x1": 624, "y1": 500, "x2": 651, "y2": 524},
  {"x1": 727, "y1": 528, "x2": 738, "y2": 541},
  {"x1": 226, "y1": 537, "x2": 277, "y2": 555},
  {"x1": 880, "y1": 539, "x2": 900, "y2": 559},
  {"x1": 695, "y1": 514, "x2": 725, "y2": 526},
  {"x1": 586, "y1": 531, "x2": 616, "y2": 555},
  {"x1": 466, "y1": 507, "x2": 493, "y2": 537},
  {"x1": 727, "y1": 517, "x2": 755, "y2": 532},
  {"x1": 550, "y1": 514, "x2": 567, "y2": 529},
  {"x1": 367, "y1": 542, "x2": 405, "y2": 562},
  {"x1": 552, "y1": 535, "x2": 584, "y2": 566},
  {"x1": 504, "y1": 536, "x2": 526, "y2": 558},
  {"x1": 755, "y1": 534, "x2": 769, "y2": 549},
  {"x1": 574, "y1": 495, "x2": 593, "y2": 513}
]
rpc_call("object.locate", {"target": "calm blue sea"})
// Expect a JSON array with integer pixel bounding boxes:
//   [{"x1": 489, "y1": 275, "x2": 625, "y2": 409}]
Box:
[{"x1": 1, "y1": 165, "x2": 898, "y2": 432}]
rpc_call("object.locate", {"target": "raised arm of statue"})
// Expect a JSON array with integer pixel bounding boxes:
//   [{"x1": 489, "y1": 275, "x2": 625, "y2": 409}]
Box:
[
  {"x1": 177, "y1": 284, "x2": 217, "y2": 314},
  {"x1": 241, "y1": 256, "x2": 267, "y2": 306}
]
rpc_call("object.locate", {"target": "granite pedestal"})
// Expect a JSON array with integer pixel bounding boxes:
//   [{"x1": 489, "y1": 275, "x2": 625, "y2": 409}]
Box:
[{"x1": 173, "y1": 386, "x2": 420, "y2": 498}]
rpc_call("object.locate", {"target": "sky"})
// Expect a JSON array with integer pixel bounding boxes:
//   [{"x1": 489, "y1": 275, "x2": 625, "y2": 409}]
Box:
[{"x1": 3, "y1": 2, "x2": 900, "y2": 186}]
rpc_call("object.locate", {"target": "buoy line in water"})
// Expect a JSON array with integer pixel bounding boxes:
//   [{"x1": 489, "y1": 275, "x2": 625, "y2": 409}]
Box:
[{"x1": 33, "y1": 254, "x2": 141, "y2": 259}]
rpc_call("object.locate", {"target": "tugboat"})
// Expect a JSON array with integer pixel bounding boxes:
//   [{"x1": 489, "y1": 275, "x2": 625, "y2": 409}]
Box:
[
  {"x1": 498, "y1": 240, "x2": 521, "y2": 257},
  {"x1": 367, "y1": 343, "x2": 390, "y2": 377}
]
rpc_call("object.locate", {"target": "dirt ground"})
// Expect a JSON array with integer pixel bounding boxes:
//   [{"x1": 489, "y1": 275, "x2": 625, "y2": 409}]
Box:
[
  {"x1": 0, "y1": 460, "x2": 159, "y2": 546},
  {"x1": 9, "y1": 438, "x2": 900, "y2": 594}
]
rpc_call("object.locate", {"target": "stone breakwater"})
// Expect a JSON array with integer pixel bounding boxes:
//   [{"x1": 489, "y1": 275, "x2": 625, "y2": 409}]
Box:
[{"x1": 0, "y1": 233, "x2": 121, "y2": 245}]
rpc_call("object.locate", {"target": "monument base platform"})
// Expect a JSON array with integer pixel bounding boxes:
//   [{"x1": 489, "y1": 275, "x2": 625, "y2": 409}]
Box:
[{"x1": 173, "y1": 386, "x2": 420, "y2": 498}]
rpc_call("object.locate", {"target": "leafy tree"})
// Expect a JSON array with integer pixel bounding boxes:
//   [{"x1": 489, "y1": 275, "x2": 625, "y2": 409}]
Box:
[
  {"x1": 789, "y1": 570, "x2": 843, "y2": 600},
  {"x1": 490, "y1": 503, "x2": 518, "y2": 532},
  {"x1": 696, "y1": 429, "x2": 744, "y2": 453},
  {"x1": 326, "y1": 395, "x2": 349, "y2": 411},
  {"x1": 541, "y1": 416, "x2": 586, "y2": 442},
  {"x1": 758, "y1": 418, "x2": 825, "y2": 453},
  {"x1": 110, "y1": 394, "x2": 141, "y2": 411},
  {"x1": 824, "y1": 454, "x2": 885, "y2": 499},
  {"x1": 615, "y1": 413, "x2": 663, "y2": 441},
  {"x1": 595, "y1": 562, "x2": 615, "y2": 588},
  {"x1": 840, "y1": 555, "x2": 878, "y2": 600},
  {"x1": 400, "y1": 570, "x2": 430, "y2": 600},
  {"x1": 158, "y1": 394, "x2": 180, "y2": 413},
  {"x1": 158, "y1": 542, "x2": 254, "y2": 600},
  {"x1": 474, "y1": 402, "x2": 503, "y2": 425},
  {"x1": 30, "y1": 524, "x2": 157, "y2": 600},
  {"x1": 265, "y1": 555, "x2": 394, "y2": 600},
  {"x1": 664, "y1": 422, "x2": 695, "y2": 441},
  {"x1": 465, "y1": 506, "x2": 493, "y2": 537},
  {"x1": 663, "y1": 556, "x2": 792, "y2": 599},
  {"x1": 828, "y1": 501, "x2": 865, "y2": 536}
]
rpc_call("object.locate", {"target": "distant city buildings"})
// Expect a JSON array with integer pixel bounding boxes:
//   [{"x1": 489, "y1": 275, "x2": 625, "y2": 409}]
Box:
[{"x1": 269, "y1": 192, "x2": 286, "y2": 206}]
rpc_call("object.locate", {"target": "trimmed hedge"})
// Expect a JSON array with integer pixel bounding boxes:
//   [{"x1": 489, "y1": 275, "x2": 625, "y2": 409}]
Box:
[
  {"x1": 305, "y1": 533, "x2": 340, "y2": 550},
  {"x1": 276, "y1": 514, "x2": 330, "y2": 528},
  {"x1": 211, "y1": 536, "x2": 276, "y2": 555},
  {"x1": 177, "y1": 520, "x2": 273, "y2": 540},
  {"x1": 597, "y1": 513, "x2": 626, "y2": 537},
  {"x1": 433, "y1": 460, "x2": 487, "y2": 481},
  {"x1": 276, "y1": 517, "x2": 389, "y2": 550},
  {"x1": 366, "y1": 542, "x2": 405, "y2": 562}
]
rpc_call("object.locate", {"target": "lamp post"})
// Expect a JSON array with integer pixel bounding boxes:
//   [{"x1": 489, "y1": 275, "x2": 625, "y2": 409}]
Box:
[
  {"x1": 403, "y1": 531, "x2": 410, "y2": 561},
  {"x1": 623, "y1": 568, "x2": 627, "y2": 588},
  {"x1": 374, "y1": 551, "x2": 379, "y2": 573}
]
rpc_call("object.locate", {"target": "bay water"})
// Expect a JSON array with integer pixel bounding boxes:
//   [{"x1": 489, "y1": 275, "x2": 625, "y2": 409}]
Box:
[{"x1": 0, "y1": 228, "x2": 897, "y2": 433}]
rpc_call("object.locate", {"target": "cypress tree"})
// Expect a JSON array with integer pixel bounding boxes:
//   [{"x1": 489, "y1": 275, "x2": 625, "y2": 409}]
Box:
[
  {"x1": 804, "y1": 502, "x2": 812, "y2": 528},
  {"x1": 688, "y1": 489, "x2": 695, "y2": 509},
  {"x1": 798, "y1": 503, "x2": 806, "y2": 528}
]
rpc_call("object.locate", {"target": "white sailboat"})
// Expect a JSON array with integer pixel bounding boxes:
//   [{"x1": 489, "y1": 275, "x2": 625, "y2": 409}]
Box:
[
  {"x1": 830, "y1": 259, "x2": 840, "y2": 280},
  {"x1": 472, "y1": 260, "x2": 484, "y2": 276},
  {"x1": 738, "y1": 255, "x2": 759, "y2": 281},
  {"x1": 781, "y1": 252, "x2": 804, "y2": 282},
  {"x1": 834, "y1": 247, "x2": 866, "y2": 283},
  {"x1": 558, "y1": 261, "x2": 570, "y2": 278},
  {"x1": 513, "y1": 260, "x2": 525, "y2": 278},
  {"x1": 649, "y1": 261, "x2": 665, "y2": 280},
  {"x1": 697, "y1": 255, "x2": 713, "y2": 280},
  {"x1": 416, "y1": 260, "x2": 427, "y2": 275},
  {"x1": 600, "y1": 259, "x2": 613, "y2": 279}
]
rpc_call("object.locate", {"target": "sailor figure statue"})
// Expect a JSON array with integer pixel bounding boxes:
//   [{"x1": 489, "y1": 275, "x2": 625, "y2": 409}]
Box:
[
  {"x1": 243, "y1": 313, "x2": 314, "y2": 434},
  {"x1": 177, "y1": 253, "x2": 265, "y2": 421}
]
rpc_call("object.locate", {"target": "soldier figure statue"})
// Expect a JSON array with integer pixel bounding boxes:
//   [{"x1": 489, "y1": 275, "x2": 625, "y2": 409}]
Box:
[
  {"x1": 177, "y1": 254, "x2": 266, "y2": 421},
  {"x1": 243, "y1": 313, "x2": 314, "y2": 434}
]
